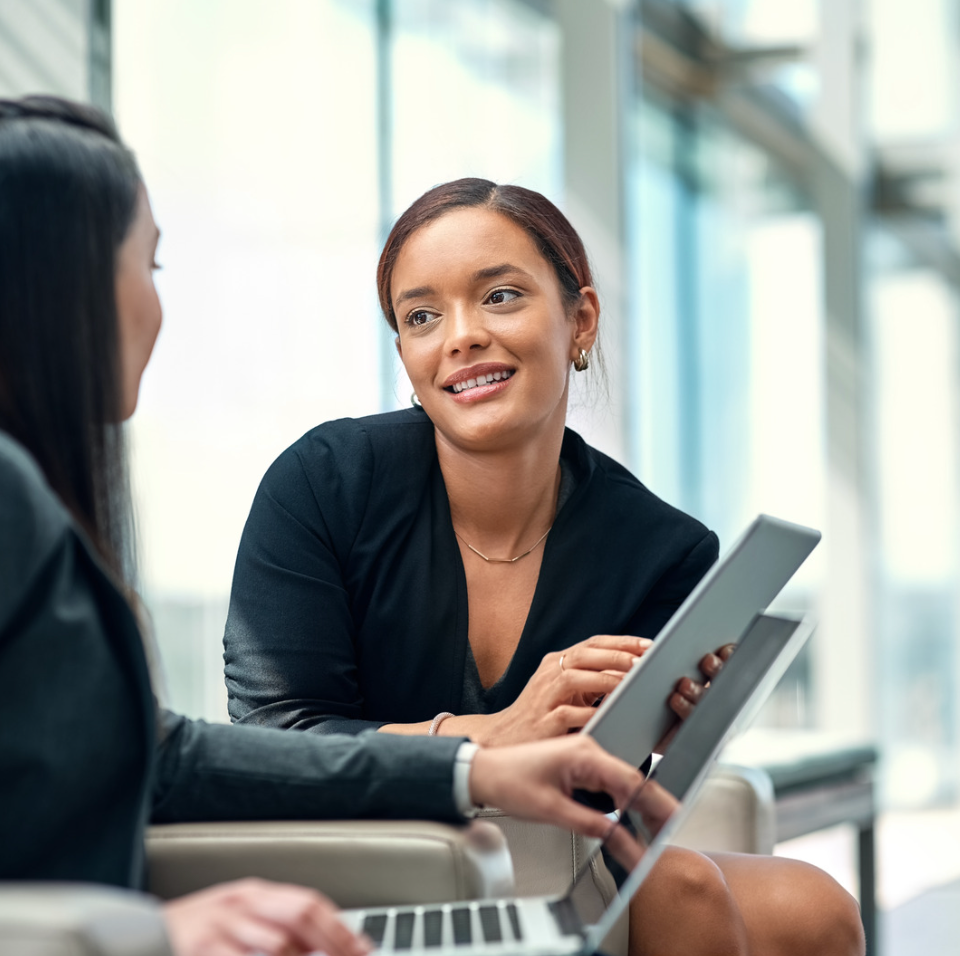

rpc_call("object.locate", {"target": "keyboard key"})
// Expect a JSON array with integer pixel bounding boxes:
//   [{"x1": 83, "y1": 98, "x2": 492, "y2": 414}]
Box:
[
  {"x1": 548, "y1": 899, "x2": 583, "y2": 937},
  {"x1": 478, "y1": 906, "x2": 503, "y2": 943},
  {"x1": 362, "y1": 914, "x2": 387, "y2": 945},
  {"x1": 394, "y1": 913, "x2": 415, "y2": 950},
  {"x1": 423, "y1": 909, "x2": 443, "y2": 947},
  {"x1": 451, "y1": 907, "x2": 473, "y2": 945},
  {"x1": 506, "y1": 903, "x2": 522, "y2": 940}
]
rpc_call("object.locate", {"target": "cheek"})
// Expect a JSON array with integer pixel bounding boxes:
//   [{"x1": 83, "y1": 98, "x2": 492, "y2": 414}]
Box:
[
  {"x1": 396, "y1": 336, "x2": 433, "y2": 383},
  {"x1": 135, "y1": 274, "x2": 162, "y2": 348},
  {"x1": 121, "y1": 274, "x2": 162, "y2": 374}
]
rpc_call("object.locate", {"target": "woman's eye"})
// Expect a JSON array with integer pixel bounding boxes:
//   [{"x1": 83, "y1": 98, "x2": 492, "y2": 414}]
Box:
[
  {"x1": 406, "y1": 309, "x2": 435, "y2": 327},
  {"x1": 487, "y1": 288, "x2": 520, "y2": 305}
]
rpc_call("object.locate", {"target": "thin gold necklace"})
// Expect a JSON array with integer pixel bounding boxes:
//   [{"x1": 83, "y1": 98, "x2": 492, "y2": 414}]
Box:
[{"x1": 454, "y1": 526, "x2": 552, "y2": 564}]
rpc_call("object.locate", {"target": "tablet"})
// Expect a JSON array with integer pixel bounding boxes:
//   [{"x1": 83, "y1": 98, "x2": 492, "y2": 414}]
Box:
[{"x1": 581, "y1": 513, "x2": 820, "y2": 768}]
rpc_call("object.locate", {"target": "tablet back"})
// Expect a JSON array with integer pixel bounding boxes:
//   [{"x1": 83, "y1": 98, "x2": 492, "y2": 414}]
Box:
[{"x1": 581, "y1": 514, "x2": 819, "y2": 768}]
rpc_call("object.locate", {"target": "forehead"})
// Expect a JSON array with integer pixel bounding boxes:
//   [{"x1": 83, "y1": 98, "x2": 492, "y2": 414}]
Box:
[{"x1": 392, "y1": 207, "x2": 548, "y2": 290}]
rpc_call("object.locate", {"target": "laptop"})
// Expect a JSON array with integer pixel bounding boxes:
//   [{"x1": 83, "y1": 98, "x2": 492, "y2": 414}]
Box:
[
  {"x1": 340, "y1": 611, "x2": 814, "y2": 956},
  {"x1": 582, "y1": 514, "x2": 820, "y2": 769}
]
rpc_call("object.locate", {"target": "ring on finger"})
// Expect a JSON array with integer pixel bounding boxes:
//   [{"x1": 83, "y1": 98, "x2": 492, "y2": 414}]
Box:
[{"x1": 559, "y1": 654, "x2": 566, "y2": 672}]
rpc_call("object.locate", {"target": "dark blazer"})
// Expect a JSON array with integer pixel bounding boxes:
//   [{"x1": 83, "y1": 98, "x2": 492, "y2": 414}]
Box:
[
  {"x1": 224, "y1": 408, "x2": 718, "y2": 735},
  {"x1": 0, "y1": 431, "x2": 466, "y2": 888}
]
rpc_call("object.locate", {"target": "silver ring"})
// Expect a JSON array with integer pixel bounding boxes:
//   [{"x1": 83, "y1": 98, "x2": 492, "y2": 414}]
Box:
[{"x1": 559, "y1": 654, "x2": 566, "y2": 672}]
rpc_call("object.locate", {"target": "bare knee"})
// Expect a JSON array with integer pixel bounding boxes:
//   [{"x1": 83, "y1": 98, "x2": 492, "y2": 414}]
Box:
[
  {"x1": 630, "y1": 848, "x2": 748, "y2": 956},
  {"x1": 651, "y1": 847, "x2": 734, "y2": 913},
  {"x1": 761, "y1": 861, "x2": 865, "y2": 956}
]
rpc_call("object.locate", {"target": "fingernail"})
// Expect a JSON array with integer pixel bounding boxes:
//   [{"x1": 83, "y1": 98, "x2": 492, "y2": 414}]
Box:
[{"x1": 638, "y1": 637, "x2": 652, "y2": 648}]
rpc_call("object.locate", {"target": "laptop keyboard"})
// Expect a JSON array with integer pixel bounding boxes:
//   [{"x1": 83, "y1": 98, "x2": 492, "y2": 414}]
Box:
[{"x1": 362, "y1": 902, "x2": 523, "y2": 950}]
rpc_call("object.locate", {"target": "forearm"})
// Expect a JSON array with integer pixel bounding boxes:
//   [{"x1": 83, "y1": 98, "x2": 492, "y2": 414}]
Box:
[
  {"x1": 378, "y1": 713, "x2": 502, "y2": 745},
  {"x1": 153, "y1": 710, "x2": 466, "y2": 824}
]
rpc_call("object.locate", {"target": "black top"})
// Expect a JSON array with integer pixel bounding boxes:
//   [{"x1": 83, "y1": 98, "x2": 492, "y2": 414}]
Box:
[
  {"x1": 0, "y1": 430, "x2": 466, "y2": 887},
  {"x1": 224, "y1": 408, "x2": 719, "y2": 734}
]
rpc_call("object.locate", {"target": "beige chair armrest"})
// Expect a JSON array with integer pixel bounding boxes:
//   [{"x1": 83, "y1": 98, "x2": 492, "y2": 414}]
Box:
[
  {"x1": 0, "y1": 883, "x2": 172, "y2": 956},
  {"x1": 670, "y1": 763, "x2": 776, "y2": 855},
  {"x1": 146, "y1": 819, "x2": 515, "y2": 906}
]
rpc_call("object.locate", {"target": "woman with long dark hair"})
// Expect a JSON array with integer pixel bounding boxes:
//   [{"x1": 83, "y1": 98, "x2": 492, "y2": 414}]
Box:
[
  {"x1": 0, "y1": 99, "x2": 648, "y2": 956},
  {"x1": 225, "y1": 178, "x2": 866, "y2": 956}
]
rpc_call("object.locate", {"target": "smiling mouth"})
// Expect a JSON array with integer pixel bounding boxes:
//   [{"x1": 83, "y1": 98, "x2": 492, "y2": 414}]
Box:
[{"x1": 446, "y1": 370, "x2": 515, "y2": 394}]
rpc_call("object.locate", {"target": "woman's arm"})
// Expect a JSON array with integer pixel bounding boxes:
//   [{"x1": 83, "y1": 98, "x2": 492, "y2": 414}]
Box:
[{"x1": 223, "y1": 430, "x2": 386, "y2": 735}]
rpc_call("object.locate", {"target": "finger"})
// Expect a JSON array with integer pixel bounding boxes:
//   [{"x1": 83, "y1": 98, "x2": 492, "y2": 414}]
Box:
[
  {"x1": 531, "y1": 791, "x2": 620, "y2": 839},
  {"x1": 717, "y1": 643, "x2": 736, "y2": 661},
  {"x1": 550, "y1": 704, "x2": 604, "y2": 734},
  {"x1": 223, "y1": 913, "x2": 291, "y2": 956},
  {"x1": 674, "y1": 676, "x2": 705, "y2": 706},
  {"x1": 297, "y1": 905, "x2": 370, "y2": 956},
  {"x1": 563, "y1": 646, "x2": 647, "y2": 675},
  {"x1": 669, "y1": 691, "x2": 694, "y2": 720},
  {"x1": 555, "y1": 669, "x2": 625, "y2": 702},
  {"x1": 563, "y1": 737, "x2": 646, "y2": 809},
  {"x1": 242, "y1": 885, "x2": 368, "y2": 956},
  {"x1": 698, "y1": 652, "x2": 723, "y2": 679},
  {"x1": 581, "y1": 634, "x2": 653, "y2": 655}
]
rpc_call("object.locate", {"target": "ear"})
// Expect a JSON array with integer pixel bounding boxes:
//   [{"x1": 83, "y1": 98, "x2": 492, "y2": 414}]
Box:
[
  {"x1": 394, "y1": 335, "x2": 403, "y2": 359},
  {"x1": 570, "y1": 287, "x2": 600, "y2": 357}
]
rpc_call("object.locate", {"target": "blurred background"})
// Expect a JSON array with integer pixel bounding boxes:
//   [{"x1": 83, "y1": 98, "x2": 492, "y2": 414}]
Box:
[{"x1": 1, "y1": 0, "x2": 958, "y2": 951}]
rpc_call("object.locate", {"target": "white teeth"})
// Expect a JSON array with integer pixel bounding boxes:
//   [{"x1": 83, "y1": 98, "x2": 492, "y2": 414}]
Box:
[{"x1": 451, "y1": 370, "x2": 514, "y2": 393}]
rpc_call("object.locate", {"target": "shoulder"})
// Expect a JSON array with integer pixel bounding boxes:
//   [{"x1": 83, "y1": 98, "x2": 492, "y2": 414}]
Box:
[
  {"x1": 0, "y1": 432, "x2": 73, "y2": 628},
  {"x1": 268, "y1": 408, "x2": 434, "y2": 487},
  {"x1": 563, "y1": 429, "x2": 717, "y2": 558},
  {"x1": 0, "y1": 431, "x2": 71, "y2": 554},
  {"x1": 252, "y1": 408, "x2": 436, "y2": 525}
]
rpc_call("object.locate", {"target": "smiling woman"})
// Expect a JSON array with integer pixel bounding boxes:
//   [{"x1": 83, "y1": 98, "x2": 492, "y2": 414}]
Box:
[{"x1": 224, "y1": 178, "x2": 865, "y2": 956}]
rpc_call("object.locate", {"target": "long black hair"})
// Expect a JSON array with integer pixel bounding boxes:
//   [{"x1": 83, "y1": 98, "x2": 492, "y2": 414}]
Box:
[{"x1": 0, "y1": 96, "x2": 142, "y2": 579}]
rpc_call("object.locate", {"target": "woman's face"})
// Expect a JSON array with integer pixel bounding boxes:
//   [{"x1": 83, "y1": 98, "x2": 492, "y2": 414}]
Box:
[
  {"x1": 391, "y1": 207, "x2": 598, "y2": 453},
  {"x1": 115, "y1": 185, "x2": 162, "y2": 420}
]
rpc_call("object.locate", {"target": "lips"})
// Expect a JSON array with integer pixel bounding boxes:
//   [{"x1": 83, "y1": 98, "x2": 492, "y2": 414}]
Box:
[
  {"x1": 442, "y1": 364, "x2": 516, "y2": 393},
  {"x1": 449, "y1": 369, "x2": 515, "y2": 393}
]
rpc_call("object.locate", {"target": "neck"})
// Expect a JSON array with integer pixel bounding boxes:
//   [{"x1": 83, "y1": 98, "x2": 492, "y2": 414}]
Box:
[{"x1": 437, "y1": 425, "x2": 565, "y2": 557}]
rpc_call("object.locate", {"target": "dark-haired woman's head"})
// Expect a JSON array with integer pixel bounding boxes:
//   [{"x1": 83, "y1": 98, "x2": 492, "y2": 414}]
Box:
[
  {"x1": 378, "y1": 178, "x2": 599, "y2": 451},
  {"x1": 0, "y1": 95, "x2": 161, "y2": 577}
]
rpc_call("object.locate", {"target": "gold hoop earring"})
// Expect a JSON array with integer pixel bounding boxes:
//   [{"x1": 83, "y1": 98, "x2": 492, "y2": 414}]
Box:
[
  {"x1": 573, "y1": 349, "x2": 590, "y2": 372},
  {"x1": 411, "y1": 392, "x2": 422, "y2": 407}
]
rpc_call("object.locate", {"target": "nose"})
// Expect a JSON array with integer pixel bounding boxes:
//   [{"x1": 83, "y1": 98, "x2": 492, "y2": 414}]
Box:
[{"x1": 444, "y1": 303, "x2": 491, "y2": 356}]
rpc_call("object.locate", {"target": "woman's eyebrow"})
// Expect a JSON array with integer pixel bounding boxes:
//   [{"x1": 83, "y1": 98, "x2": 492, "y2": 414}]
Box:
[
  {"x1": 394, "y1": 285, "x2": 436, "y2": 306},
  {"x1": 473, "y1": 263, "x2": 530, "y2": 282}
]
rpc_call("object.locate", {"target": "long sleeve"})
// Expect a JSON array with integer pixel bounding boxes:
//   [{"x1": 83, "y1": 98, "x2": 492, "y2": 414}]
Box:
[
  {"x1": 224, "y1": 422, "x2": 387, "y2": 734},
  {"x1": 152, "y1": 710, "x2": 466, "y2": 823}
]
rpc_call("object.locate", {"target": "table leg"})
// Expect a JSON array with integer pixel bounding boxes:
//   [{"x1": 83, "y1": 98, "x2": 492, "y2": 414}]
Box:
[{"x1": 858, "y1": 822, "x2": 877, "y2": 955}]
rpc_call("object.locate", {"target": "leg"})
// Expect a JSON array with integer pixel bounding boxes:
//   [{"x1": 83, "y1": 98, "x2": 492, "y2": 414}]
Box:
[
  {"x1": 857, "y1": 823, "x2": 877, "y2": 956},
  {"x1": 708, "y1": 852, "x2": 866, "y2": 956},
  {"x1": 628, "y1": 847, "x2": 749, "y2": 956}
]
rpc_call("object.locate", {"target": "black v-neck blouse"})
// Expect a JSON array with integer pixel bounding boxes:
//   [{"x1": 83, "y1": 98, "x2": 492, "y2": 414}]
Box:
[{"x1": 224, "y1": 408, "x2": 718, "y2": 734}]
